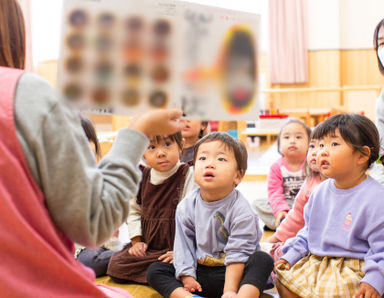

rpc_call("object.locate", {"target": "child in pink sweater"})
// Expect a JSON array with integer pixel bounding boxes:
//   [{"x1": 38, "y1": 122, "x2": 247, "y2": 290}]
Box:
[
  {"x1": 253, "y1": 119, "x2": 311, "y2": 230},
  {"x1": 266, "y1": 137, "x2": 326, "y2": 261}
]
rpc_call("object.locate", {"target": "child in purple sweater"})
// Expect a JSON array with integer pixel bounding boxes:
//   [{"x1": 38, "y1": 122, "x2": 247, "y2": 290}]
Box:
[
  {"x1": 147, "y1": 132, "x2": 274, "y2": 298},
  {"x1": 275, "y1": 114, "x2": 384, "y2": 298}
]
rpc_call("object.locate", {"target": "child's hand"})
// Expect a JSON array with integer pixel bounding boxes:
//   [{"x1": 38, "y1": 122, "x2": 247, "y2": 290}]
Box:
[
  {"x1": 129, "y1": 109, "x2": 184, "y2": 138},
  {"x1": 266, "y1": 234, "x2": 280, "y2": 243},
  {"x1": 158, "y1": 251, "x2": 173, "y2": 263},
  {"x1": 221, "y1": 291, "x2": 237, "y2": 298},
  {"x1": 353, "y1": 282, "x2": 380, "y2": 298},
  {"x1": 274, "y1": 259, "x2": 290, "y2": 273},
  {"x1": 128, "y1": 242, "x2": 147, "y2": 257},
  {"x1": 275, "y1": 211, "x2": 287, "y2": 227},
  {"x1": 181, "y1": 276, "x2": 202, "y2": 293}
]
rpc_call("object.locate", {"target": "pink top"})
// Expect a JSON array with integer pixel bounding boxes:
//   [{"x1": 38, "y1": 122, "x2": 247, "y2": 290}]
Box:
[
  {"x1": 274, "y1": 175, "x2": 322, "y2": 242},
  {"x1": 0, "y1": 67, "x2": 129, "y2": 297},
  {"x1": 267, "y1": 157, "x2": 306, "y2": 216}
]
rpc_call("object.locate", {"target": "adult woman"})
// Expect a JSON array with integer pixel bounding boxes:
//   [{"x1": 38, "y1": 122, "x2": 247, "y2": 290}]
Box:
[
  {"x1": 371, "y1": 18, "x2": 384, "y2": 185},
  {"x1": 0, "y1": 0, "x2": 183, "y2": 296}
]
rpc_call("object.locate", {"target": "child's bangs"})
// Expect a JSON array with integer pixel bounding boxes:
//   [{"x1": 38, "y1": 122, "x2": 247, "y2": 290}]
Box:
[
  {"x1": 312, "y1": 121, "x2": 339, "y2": 140},
  {"x1": 312, "y1": 114, "x2": 367, "y2": 154},
  {"x1": 149, "y1": 132, "x2": 183, "y2": 149}
]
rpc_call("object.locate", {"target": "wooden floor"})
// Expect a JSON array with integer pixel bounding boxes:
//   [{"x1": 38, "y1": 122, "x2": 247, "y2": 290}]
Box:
[
  {"x1": 95, "y1": 276, "x2": 162, "y2": 297},
  {"x1": 95, "y1": 231, "x2": 279, "y2": 298},
  {"x1": 95, "y1": 276, "x2": 279, "y2": 298}
]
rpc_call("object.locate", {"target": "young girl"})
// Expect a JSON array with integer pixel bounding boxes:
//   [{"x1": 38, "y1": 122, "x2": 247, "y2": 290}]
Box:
[
  {"x1": 267, "y1": 136, "x2": 327, "y2": 262},
  {"x1": 180, "y1": 120, "x2": 208, "y2": 163},
  {"x1": 276, "y1": 114, "x2": 384, "y2": 297},
  {"x1": 76, "y1": 115, "x2": 123, "y2": 277},
  {"x1": 253, "y1": 119, "x2": 311, "y2": 230},
  {"x1": 107, "y1": 132, "x2": 195, "y2": 283}
]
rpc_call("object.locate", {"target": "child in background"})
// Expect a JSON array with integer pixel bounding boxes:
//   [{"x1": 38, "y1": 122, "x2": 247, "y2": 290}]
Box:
[
  {"x1": 276, "y1": 114, "x2": 384, "y2": 297},
  {"x1": 80, "y1": 115, "x2": 102, "y2": 160},
  {"x1": 253, "y1": 119, "x2": 311, "y2": 230},
  {"x1": 147, "y1": 132, "x2": 274, "y2": 298},
  {"x1": 107, "y1": 132, "x2": 195, "y2": 284},
  {"x1": 76, "y1": 115, "x2": 124, "y2": 277},
  {"x1": 266, "y1": 136, "x2": 326, "y2": 262},
  {"x1": 180, "y1": 120, "x2": 208, "y2": 163}
]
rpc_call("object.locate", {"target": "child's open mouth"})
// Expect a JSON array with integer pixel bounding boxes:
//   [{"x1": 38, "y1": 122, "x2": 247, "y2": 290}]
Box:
[{"x1": 204, "y1": 172, "x2": 215, "y2": 178}]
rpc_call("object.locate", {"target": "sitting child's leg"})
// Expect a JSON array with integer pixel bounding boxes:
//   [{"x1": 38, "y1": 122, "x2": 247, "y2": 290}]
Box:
[
  {"x1": 77, "y1": 247, "x2": 114, "y2": 277},
  {"x1": 146, "y1": 262, "x2": 185, "y2": 298},
  {"x1": 252, "y1": 198, "x2": 276, "y2": 230},
  {"x1": 237, "y1": 284, "x2": 260, "y2": 297},
  {"x1": 275, "y1": 279, "x2": 301, "y2": 298},
  {"x1": 147, "y1": 262, "x2": 227, "y2": 298},
  {"x1": 239, "y1": 251, "x2": 274, "y2": 296}
]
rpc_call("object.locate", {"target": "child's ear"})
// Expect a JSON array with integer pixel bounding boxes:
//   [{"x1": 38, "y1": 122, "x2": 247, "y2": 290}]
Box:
[
  {"x1": 180, "y1": 138, "x2": 186, "y2": 151},
  {"x1": 234, "y1": 170, "x2": 244, "y2": 186},
  {"x1": 357, "y1": 146, "x2": 371, "y2": 165}
]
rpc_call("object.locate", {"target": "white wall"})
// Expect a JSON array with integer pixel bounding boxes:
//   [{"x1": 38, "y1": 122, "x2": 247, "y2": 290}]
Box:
[
  {"x1": 308, "y1": 0, "x2": 384, "y2": 50},
  {"x1": 31, "y1": 0, "x2": 64, "y2": 65},
  {"x1": 339, "y1": 0, "x2": 384, "y2": 49},
  {"x1": 307, "y1": 0, "x2": 340, "y2": 50}
]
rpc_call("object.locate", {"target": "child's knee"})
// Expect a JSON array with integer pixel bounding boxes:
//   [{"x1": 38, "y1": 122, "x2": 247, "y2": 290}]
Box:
[
  {"x1": 249, "y1": 250, "x2": 274, "y2": 271},
  {"x1": 146, "y1": 261, "x2": 173, "y2": 284},
  {"x1": 146, "y1": 262, "x2": 162, "y2": 283}
]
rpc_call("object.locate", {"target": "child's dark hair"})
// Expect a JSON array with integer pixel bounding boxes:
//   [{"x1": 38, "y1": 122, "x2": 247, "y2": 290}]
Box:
[
  {"x1": 150, "y1": 132, "x2": 183, "y2": 150},
  {"x1": 312, "y1": 113, "x2": 379, "y2": 169},
  {"x1": 193, "y1": 132, "x2": 248, "y2": 176},
  {"x1": 80, "y1": 115, "x2": 101, "y2": 159},
  {"x1": 373, "y1": 18, "x2": 384, "y2": 75},
  {"x1": 199, "y1": 121, "x2": 209, "y2": 139},
  {"x1": 277, "y1": 119, "x2": 311, "y2": 155},
  {"x1": 304, "y1": 133, "x2": 320, "y2": 177}
]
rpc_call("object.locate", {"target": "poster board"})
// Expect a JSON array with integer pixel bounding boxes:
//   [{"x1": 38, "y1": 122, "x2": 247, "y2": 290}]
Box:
[{"x1": 58, "y1": 0, "x2": 260, "y2": 120}]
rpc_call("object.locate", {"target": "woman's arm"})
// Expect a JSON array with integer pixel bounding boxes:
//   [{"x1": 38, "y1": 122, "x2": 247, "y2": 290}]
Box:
[
  {"x1": 173, "y1": 199, "x2": 198, "y2": 280},
  {"x1": 15, "y1": 73, "x2": 183, "y2": 247}
]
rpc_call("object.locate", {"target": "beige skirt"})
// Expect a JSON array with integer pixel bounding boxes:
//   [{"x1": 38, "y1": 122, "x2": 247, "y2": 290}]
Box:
[{"x1": 276, "y1": 254, "x2": 365, "y2": 298}]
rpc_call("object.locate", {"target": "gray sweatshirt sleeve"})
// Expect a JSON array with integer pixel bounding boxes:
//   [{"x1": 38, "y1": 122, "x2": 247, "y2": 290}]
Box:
[
  {"x1": 376, "y1": 89, "x2": 384, "y2": 148},
  {"x1": 14, "y1": 73, "x2": 149, "y2": 247},
  {"x1": 173, "y1": 198, "x2": 197, "y2": 279},
  {"x1": 371, "y1": 90, "x2": 384, "y2": 185}
]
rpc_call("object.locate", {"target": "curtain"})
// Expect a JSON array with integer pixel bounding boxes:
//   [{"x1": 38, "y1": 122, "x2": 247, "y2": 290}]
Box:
[
  {"x1": 269, "y1": 0, "x2": 308, "y2": 84},
  {"x1": 18, "y1": 0, "x2": 33, "y2": 71}
]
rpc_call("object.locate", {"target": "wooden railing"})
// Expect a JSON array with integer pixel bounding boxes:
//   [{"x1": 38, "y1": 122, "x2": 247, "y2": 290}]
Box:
[{"x1": 262, "y1": 85, "x2": 381, "y2": 106}]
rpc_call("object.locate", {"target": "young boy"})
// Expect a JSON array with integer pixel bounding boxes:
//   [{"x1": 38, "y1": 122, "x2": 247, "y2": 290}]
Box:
[{"x1": 146, "y1": 132, "x2": 274, "y2": 298}]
